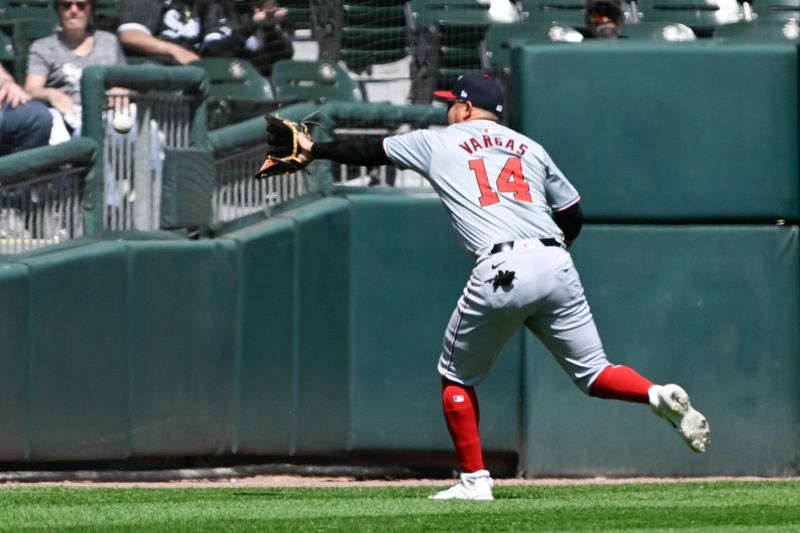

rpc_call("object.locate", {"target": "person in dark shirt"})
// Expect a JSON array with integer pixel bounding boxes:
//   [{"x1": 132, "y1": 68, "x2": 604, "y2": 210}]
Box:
[{"x1": 116, "y1": 0, "x2": 235, "y2": 64}]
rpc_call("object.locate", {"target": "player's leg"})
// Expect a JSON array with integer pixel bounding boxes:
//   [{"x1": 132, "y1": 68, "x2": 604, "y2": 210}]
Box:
[
  {"x1": 525, "y1": 252, "x2": 710, "y2": 452},
  {"x1": 590, "y1": 363, "x2": 652, "y2": 404},
  {"x1": 441, "y1": 379, "x2": 483, "y2": 473},
  {"x1": 430, "y1": 263, "x2": 524, "y2": 500},
  {"x1": 430, "y1": 379, "x2": 494, "y2": 500}
]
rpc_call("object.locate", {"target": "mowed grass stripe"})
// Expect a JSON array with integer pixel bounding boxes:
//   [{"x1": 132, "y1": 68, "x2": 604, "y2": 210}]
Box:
[{"x1": 0, "y1": 481, "x2": 797, "y2": 531}]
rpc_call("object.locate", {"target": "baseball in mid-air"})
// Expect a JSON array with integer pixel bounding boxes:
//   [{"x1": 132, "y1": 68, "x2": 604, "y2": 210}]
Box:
[{"x1": 112, "y1": 113, "x2": 133, "y2": 134}]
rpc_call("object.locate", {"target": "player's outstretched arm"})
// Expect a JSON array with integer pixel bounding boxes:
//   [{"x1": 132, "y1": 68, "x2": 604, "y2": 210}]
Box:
[{"x1": 309, "y1": 137, "x2": 392, "y2": 167}]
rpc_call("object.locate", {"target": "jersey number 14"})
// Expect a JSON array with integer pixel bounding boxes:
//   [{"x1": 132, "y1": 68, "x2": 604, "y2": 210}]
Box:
[{"x1": 469, "y1": 157, "x2": 532, "y2": 207}]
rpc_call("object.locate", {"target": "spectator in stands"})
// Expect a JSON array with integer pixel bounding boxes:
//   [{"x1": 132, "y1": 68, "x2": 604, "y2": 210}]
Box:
[
  {"x1": 0, "y1": 65, "x2": 52, "y2": 155},
  {"x1": 546, "y1": 0, "x2": 695, "y2": 42},
  {"x1": 544, "y1": 0, "x2": 625, "y2": 42},
  {"x1": 25, "y1": 0, "x2": 127, "y2": 140},
  {"x1": 116, "y1": 0, "x2": 237, "y2": 64},
  {"x1": 224, "y1": 0, "x2": 293, "y2": 77},
  {"x1": 584, "y1": 0, "x2": 626, "y2": 39}
]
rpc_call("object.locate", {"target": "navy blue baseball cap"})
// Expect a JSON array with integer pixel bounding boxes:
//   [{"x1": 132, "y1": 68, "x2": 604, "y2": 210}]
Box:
[{"x1": 433, "y1": 73, "x2": 504, "y2": 116}]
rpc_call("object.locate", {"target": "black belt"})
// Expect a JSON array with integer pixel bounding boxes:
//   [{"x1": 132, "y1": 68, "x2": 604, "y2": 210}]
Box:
[{"x1": 490, "y1": 238, "x2": 562, "y2": 255}]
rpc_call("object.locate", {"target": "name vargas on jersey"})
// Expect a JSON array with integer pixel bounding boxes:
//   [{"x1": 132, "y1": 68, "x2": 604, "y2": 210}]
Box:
[{"x1": 458, "y1": 134, "x2": 528, "y2": 156}]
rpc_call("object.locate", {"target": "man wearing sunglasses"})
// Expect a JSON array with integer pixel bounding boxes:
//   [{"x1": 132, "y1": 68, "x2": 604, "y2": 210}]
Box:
[{"x1": 285, "y1": 72, "x2": 710, "y2": 500}]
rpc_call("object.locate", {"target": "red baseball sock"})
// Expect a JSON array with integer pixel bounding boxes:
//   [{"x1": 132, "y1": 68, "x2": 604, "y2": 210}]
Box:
[
  {"x1": 441, "y1": 380, "x2": 484, "y2": 473},
  {"x1": 590, "y1": 364, "x2": 653, "y2": 404}
]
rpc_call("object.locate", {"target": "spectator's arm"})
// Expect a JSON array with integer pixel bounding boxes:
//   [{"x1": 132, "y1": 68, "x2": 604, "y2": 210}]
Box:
[
  {"x1": 24, "y1": 73, "x2": 73, "y2": 117},
  {"x1": 118, "y1": 28, "x2": 199, "y2": 64},
  {"x1": 0, "y1": 66, "x2": 31, "y2": 108}
]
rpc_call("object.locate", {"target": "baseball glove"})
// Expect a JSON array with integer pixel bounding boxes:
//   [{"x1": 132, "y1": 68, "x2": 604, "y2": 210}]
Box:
[{"x1": 254, "y1": 115, "x2": 313, "y2": 179}]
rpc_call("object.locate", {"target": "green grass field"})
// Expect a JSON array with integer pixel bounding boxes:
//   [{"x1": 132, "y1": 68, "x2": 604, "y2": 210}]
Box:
[{"x1": 0, "y1": 481, "x2": 798, "y2": 531}]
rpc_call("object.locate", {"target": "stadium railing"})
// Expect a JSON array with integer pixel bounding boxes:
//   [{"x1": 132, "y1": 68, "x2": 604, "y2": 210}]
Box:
[
  {"x1": 82, "y1": 65, "x2": 209, "y2": 233},
  {"x1": 0, "y1": 137, "x2": 100, "y2": 255},
  {"x1": 207, "y1": 101, "x2": 447, "y2": 226},
  {"x1": 208, "y1": 104, "x2": 319, "y2": 226},
  {"x1": 310, "y1": 101, "x2": 446, "y2": 188},
  {"x1": 1, "y1": 64, "x2": 449, "y2": 250}
]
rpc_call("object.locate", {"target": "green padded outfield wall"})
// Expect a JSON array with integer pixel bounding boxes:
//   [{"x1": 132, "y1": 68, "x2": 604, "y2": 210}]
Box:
[
  {"x1": 223, "y1": 194, "x2": 522, "y2": 462},
  {"x1": 0, "y1": 196, "x2": 798, "y2": 475},
  {"x1": 126, "y1": 240, "x2": 238, "y2": 457},
  {"x1": 226, "y1": 217, "x2": 298, "y2": 455},
  {"x1": 15, "y1": 242, "x2": 130, "y2": 460},
  {"x1": 521, "y1": 225, "x2": 800, "y2": 476},
  {"x1": 223, "y1": 198, "x2": 352, "y2": 457},
  {"x1": 512, "y1": 41, "x2": 799, "y2": 221},
  {"x1": 345, "y1": 194, "x2": 522, "y2": 456},
  {"x1": 283, "y1": 198, "x2": 351, "y2": 454},
  {"x1": 0, "y1": 261, "x2": 30, "y2": 459}
]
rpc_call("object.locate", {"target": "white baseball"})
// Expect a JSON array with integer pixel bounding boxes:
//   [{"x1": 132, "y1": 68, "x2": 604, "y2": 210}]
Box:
[{"x1": 112, "y1": 114, "x2": 133, "y2": 134}]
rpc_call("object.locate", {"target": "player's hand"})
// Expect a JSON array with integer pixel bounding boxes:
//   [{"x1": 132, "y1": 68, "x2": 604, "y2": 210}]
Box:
[
  {"x1": 0, "y1": 80, "x2": 32, "y2": 108},
  {"x1": 254, "y1": 116, "x2": 314, "y2": 179},
  {"x1": 297, "y1": 129, "x2": 312, "y2": 161}
]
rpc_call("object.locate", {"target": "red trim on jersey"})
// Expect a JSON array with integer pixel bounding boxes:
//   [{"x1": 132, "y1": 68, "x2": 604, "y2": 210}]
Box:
[{"x1": 553, "y1": 196, "x2": 581, "y2": 212}]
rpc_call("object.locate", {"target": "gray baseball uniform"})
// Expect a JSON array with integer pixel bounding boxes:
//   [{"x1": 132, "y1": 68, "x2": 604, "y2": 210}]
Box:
[{"x1": 383, "y1": 119, "x2": 609, "y2": 391}]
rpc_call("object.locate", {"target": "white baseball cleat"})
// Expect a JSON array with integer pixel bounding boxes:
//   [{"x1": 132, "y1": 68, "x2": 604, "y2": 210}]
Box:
[
  {"x1": 649, "y1": 384, "x2": 710, "y2": 453},
  {"x1": 429, "y1": 470, "x2": 495, "y2": 500}
]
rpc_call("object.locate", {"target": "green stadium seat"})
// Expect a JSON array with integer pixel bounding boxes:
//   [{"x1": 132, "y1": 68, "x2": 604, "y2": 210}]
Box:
[
  {"x1": 193, "y1": 57, "x2": 293, "y2": 129},
  {"x1": 0, "y1": 26, "x2": 14, "y2": 62},
  {"x1": 440, "y1": 45, "x2": 479, "y2": 66},
  {"x1": 122, "y1": 55, "x2": 163, "y2": 66},
  {"x1": 0, "y1": 0, "x2": 52, "y2": 21},
  {"x1": 438, "y1": 66, "x2": 481, "y2": 88},
  {"x1": 407, "y1": 0, "x2": 521, "y2": 102},
  {"x1": 341, "y1": 26, "x2": 407, "y2": 50},
  {"x1": 621, "y1": 20, "x2": 698, "y2": 40},
  {"x1": 271, "y1": 59, "x2": 364, "y2": 104},
  {"x1": 93, "y1": 0, "x2": 119, "y2": 33},
  {"x1": 407, "y1": 0, "x2": 496, "y2": 12},
  {"x1": 310, "y1": 0, "x2": 409, "y2": 73},
  {"x1": 480, "y1": 21, "x2": 570, "y2": 72},
  {"x1": 0, "y1": 16, "x2": 54, "y2": 82},
  {"x1": 195, "y1": 57, "x2": 275, "y2": 101},
  {"x1": 753, "y1": 0, "x2": 799, "y2": 20},
  {"x1": 640, "y1": 0, "x2": 741, "y2": 36},
  {"x1": 342, "y1": 3, "x2": 406, "y2": 26},
  {"x1": 714, "y1": 18, "x2": 800, "y2": 40},
  {"x1": 338, "y1": 48, "x2": 408, "y2": 72},
  {"x1": 517, "y1": 0, "x2": 587, "y2": 24},
  {"x1": 280, "y1": 0, "x2": 312, "y2": 33}
]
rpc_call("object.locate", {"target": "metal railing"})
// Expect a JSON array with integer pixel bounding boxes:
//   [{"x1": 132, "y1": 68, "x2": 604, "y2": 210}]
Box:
[
  {"x1": 329, "y1": 126, "x2": 431, "y2": 188},
  {"x1": 211, "y1": 133, "x2": 428, "y2": 225},
  {"x1": 0, "y1": 164, "x2": 86, "y2": 255},
  {"x1": 0, "y1": 96, "x2": 441, "y2": 254},
  {"x1": 103, "y1": 92, "x2": 194, "y2": 232},
  {"x1": 331, "y1": 161, "x2": 430, "y2": 187},
  {"x1": 213, "y1": 143, "x2": 307, "y2": 224}
]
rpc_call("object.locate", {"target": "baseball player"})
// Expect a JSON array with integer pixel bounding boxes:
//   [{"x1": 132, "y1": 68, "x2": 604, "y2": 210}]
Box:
[{"x1": 290, "y1": 73, "x2": 710, "y2": 500}]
